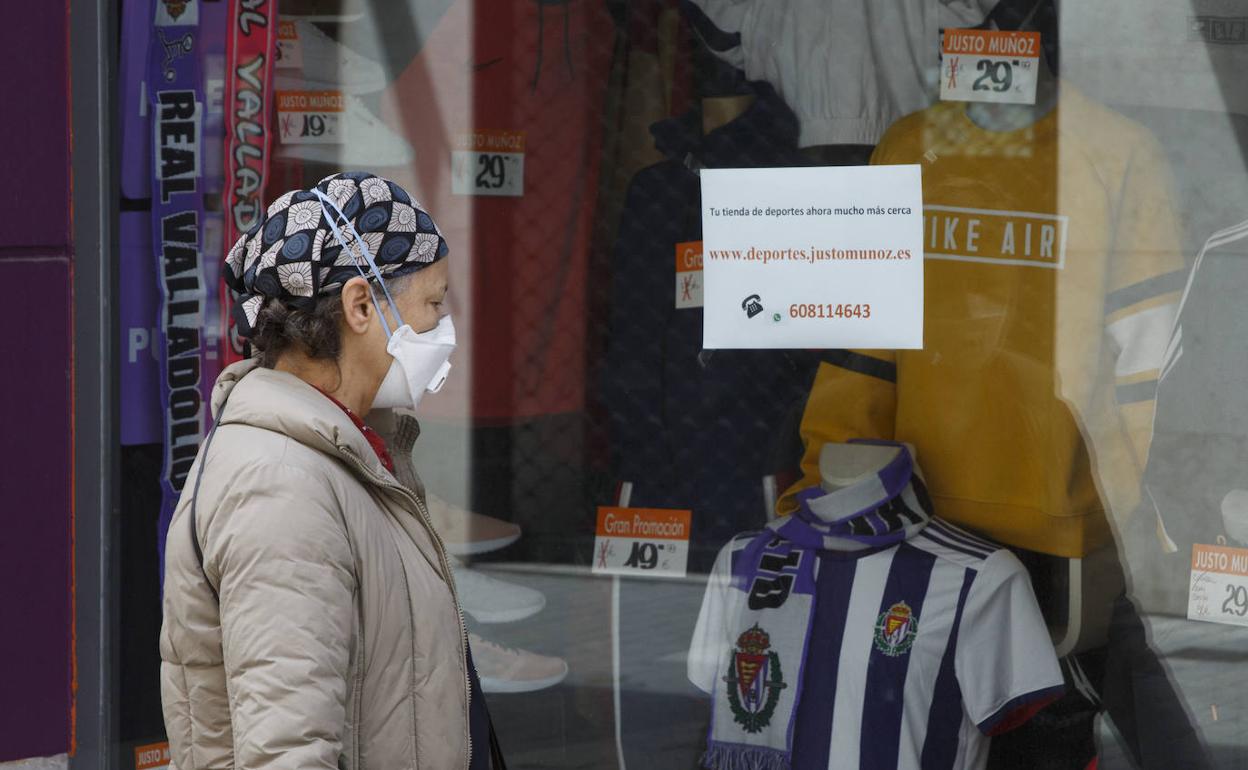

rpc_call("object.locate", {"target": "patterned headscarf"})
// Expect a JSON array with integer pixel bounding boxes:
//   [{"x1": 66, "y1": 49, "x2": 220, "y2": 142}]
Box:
[{"x1": 223, "y1": 171, "x2": 449, "y2": 338}]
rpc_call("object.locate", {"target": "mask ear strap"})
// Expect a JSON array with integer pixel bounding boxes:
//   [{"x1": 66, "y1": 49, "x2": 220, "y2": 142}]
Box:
[{"x1": 313, "y1": 188, "x2": 405, "y2": 336}]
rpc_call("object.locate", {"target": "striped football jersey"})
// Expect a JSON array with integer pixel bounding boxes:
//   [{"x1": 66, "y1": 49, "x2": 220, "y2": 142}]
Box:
[{"x1": 689, "y1": 519, "x2": 1064, "y2": 769}]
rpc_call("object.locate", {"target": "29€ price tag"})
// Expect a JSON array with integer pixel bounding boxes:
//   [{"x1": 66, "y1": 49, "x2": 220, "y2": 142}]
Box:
[
  {"x1": 940, "y1": 29, "x2": 1041, "y2": 105},
  {"x1": 592, "y1": 507, "x2": 692, "y2": 579},
  {"x1": 1188, "y1": 543, "x2": 1248, "y2": 627},
  {"x1": 451, "y1": 130, "x2": 525, "y2": 197},
  {"x1": 277, "y1": 91, "x2": 344, "y2": 145},
  {"x1": 276, "y1": 20, "x2": 303, "y2": 69}
]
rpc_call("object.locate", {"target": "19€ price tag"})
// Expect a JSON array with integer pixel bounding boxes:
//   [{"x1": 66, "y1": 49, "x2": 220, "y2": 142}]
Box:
[
  {"x1": 277, "y1": 91, "x2": 345, "y2": 144},
  {"x1": 940, "y1": 29, "x2": 1041, "y2": 105},
  {"x1": 592, "y1": 507, "x2": 692, "y2": 579},
  {"x1": 676, "y1": 240, "x2": 704, "y2": 309},
  {"x1": 451, "y1": 130, "x2": 525, "y2": 197},
  {"x1": 1188, "y1": 543, "x2": 1248, "y2": 627},
  {"x1": 276, "y1": 20, "x2": 303, "y2": 69}
]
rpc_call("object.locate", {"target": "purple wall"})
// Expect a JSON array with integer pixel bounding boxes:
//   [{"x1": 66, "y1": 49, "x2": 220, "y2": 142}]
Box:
[
  {"x1": 0, "y1": 1, "x2": 74, "y2": 763},
  {"x1": 0, "y1": 8, "x2": 70, "y2": 253}
]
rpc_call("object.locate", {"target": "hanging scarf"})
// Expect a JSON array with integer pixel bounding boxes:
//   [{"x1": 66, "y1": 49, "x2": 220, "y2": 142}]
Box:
[
  {"x1": 149, "y1": 0, "x2": 210, "y2": 578},
  {"x1": 221, "y1": 0, "x2": 278, "y2": 363},
  {"x1": 703, "y1": 444, "x2": 932, "y2": 770}
]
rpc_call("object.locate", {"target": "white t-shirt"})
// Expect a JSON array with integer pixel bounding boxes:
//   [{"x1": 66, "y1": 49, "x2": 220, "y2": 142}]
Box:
[{"x1": 686, "y1": 0, "x2": 991, "y2": 146}]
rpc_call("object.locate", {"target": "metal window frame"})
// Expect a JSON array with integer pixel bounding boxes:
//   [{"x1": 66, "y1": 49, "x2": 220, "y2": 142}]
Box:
[{"x1": 70, "y1": 0, "x2": 121, "y2": 766}]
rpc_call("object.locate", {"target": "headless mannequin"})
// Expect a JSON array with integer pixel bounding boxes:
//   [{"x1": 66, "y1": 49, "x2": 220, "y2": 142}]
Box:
[
  {"x1": 966, "y1": 0, "x2": 1058, "y2": 133},
  {"x1": 809, "y1": 442, "x2": 912, "y2": 523}
]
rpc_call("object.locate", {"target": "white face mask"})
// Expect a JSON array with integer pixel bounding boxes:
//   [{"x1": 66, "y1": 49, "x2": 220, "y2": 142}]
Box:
[
  {"x1": 313, "y1": 189, "x2": 455, "y2": 411},
  {"x1": 371, "y1": 315, "x2": 456, "y2": 410}
]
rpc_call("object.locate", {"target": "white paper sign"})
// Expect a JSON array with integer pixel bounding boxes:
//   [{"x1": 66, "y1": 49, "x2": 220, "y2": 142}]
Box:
[
  {"x1": 592, "y1": 507, "x2": 691, "y2": 579},
  {"x1": 700, "y1": 165, "x2": 924, "y2": 350},
  {"x1": 941, "y1": 29, "x2": 1041, "y2": 105},
  {"x1": 1189, "y1": 544, "x2": 1248, "y2": 627}
]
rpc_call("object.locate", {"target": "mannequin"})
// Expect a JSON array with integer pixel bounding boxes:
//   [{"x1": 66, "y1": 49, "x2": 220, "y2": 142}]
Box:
[
  {"x1": 817, "y1": 441, "x2": 909, "y2": 491},
  {"x1": 964, "y1": 0, "x2": 1058, "y2": 133}
]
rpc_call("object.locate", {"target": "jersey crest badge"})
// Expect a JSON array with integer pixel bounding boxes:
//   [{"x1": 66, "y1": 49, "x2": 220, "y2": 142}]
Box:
[
  {"x1": 723, "y1": 623, "x2": 787, "y2": 733},
  {"x1": 874, "y1": 601, "x2": 919, "y2": 657}
]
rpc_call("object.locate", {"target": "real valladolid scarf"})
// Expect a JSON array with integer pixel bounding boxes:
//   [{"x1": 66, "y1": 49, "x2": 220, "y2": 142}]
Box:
[{"x1": 703, "y1": 443, "x2": 932, "y2": 770}]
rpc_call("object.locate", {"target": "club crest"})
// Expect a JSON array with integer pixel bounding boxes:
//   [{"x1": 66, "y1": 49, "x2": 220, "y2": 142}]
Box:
[
  {"x1": 723, "y1": 623, "x2": 787, "y2": 733},
  {"x1": 874, "y1": 601, "x2": 919, "y2": 657}
]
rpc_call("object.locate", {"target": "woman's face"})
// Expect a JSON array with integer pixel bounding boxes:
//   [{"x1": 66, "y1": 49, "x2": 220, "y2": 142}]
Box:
[
  {"x1": 389, "y1": 258, "x2": 450, "y2": 334},
  {"x1": 337, "y1": 258, "x2": 451, "y2": 405}
]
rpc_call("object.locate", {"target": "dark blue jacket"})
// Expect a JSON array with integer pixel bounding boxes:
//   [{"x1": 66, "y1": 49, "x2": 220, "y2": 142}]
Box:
[{"x1": 605, "y1": 82, "x2": 818, "y2": 570}]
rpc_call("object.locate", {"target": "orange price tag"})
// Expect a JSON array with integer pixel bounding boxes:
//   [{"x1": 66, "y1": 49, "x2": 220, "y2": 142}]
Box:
[
  {"x1": 593, "y1": 507, "x2": 692, "y2": 578},
  {"x1": 940, "y1": 29, "x2": 1041, "y2": 105},
  {"x1": 675, "y1": 240, "x2": 704, "y2": 309},
  {"x1": 1189, "y1": 543, "x2": 1248, "y2": 626},
  {"x1": 135, "y1": 742, "x2": 171, "y2": 770}
]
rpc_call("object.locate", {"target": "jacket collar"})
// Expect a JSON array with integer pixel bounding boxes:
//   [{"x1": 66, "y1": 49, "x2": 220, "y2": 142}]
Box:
[
  {"x1": 211, "y1": 360, "x2": 395, "y2": 483},
  {"x1": 649, "y1": 80, "x2": 803, "y2": 170}
]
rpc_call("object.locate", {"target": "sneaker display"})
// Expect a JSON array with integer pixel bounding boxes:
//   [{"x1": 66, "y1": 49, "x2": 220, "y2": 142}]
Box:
[
  {"x1": 275, "y1": 20, "x2": 386, "y2": 94},
  {"x1": 276, "y1": 93, "x2": 414, "y2": 167},
  {"x1": 453, "y1": 560, "x2": 546, "y2": 624},
  {"x1": 426, "y1": 491, "x2": 522, "y2": 556},
  {"x1": 470, "y1": 633, "x2": 569, "y2": 694}
]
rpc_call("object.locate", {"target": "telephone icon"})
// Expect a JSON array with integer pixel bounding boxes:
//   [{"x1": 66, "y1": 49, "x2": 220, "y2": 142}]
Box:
[{"x1": 742, "y1": 294, "x2": 765, "y2": 319}]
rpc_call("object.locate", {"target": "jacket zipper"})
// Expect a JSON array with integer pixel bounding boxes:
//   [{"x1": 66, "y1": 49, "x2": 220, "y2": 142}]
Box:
[{"x1": 339, "y1": 448, "x2": 474, "y2": 769}]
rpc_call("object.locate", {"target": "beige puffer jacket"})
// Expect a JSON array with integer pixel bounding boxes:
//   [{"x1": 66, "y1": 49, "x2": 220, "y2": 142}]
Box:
[{"x1": 160, "y1": 360, "x2": 471, "y2": 770}]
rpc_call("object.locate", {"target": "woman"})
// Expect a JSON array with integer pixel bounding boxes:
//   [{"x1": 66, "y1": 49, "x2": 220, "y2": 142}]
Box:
[{"x1": 160, "y1": 172, "x2": 497, "y2": 769}]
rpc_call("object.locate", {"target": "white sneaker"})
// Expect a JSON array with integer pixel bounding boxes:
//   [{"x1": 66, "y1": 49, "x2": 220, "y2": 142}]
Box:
[
  {"x1": 470, "y1": 633, "x2": 569, "y2": 694},
  {"x1": 426, "y1": 492, "x2": 522, "y2": 557},
  {"x1": 453, "y1": 561, "x2": 546, "y2": 624},
  {"x1": 277, "y1": 93, "x2": 414, "y2": 167},
  {"x1": 275, "y1": 20, "x2": 386, "y2": 94}
]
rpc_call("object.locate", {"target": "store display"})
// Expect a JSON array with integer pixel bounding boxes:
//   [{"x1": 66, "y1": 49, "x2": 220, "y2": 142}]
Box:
[
  {"x1": 276, "y1": 93, "x2": 414, "y2": 166},
  {"x1": 90, "y1": 0, "x2": 1248, "y2": 766},
  {"x1": 470, "y1": 633, "x2": 570, "y2": 694},
  {"x1": 690, "y1": 443, "x2": 1062, "y2": 770},
  {"x1": 273, "y1": 20, "x2": 387, "y2": 94},
  {"x1": 781, "y1": 85, "x2": 1187, "y2": 558},
  {"x1": 605, "y1": 81, "x2": 817, "y2": 561},
  {"x1": 684, "y1": 0, "x2": 991, "y2": 147},
  {"x1": 452, "y1": 560, "x2": 547, "y2": 624}
]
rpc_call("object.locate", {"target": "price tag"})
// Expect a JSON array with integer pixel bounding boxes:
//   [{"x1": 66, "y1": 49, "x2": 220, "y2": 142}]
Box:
[
  {"x1": 135, "y1": 741, "x2": 172, "y2": 770},
  {"x1": 276, "y1": 20, "x2": 303, "y2": 69},
  {"x1": 592, "y1": 507, "x2": 692, "y2": 579},
  {"x1": 940, "y1": 29, "x2": 1041, "y2": 105},
  {"x1": 277, "y1": 90, "x2": 345, "y2": 145},
  {"x1": 1188, "y1": 543, "x2": 1248, "y2": 626},
  {"x1": 451, "y1": 130, "x2": 525, "y2": 197},
  {"x1": 676, "y1": 240, "x2": 704, "y2": 309}
]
